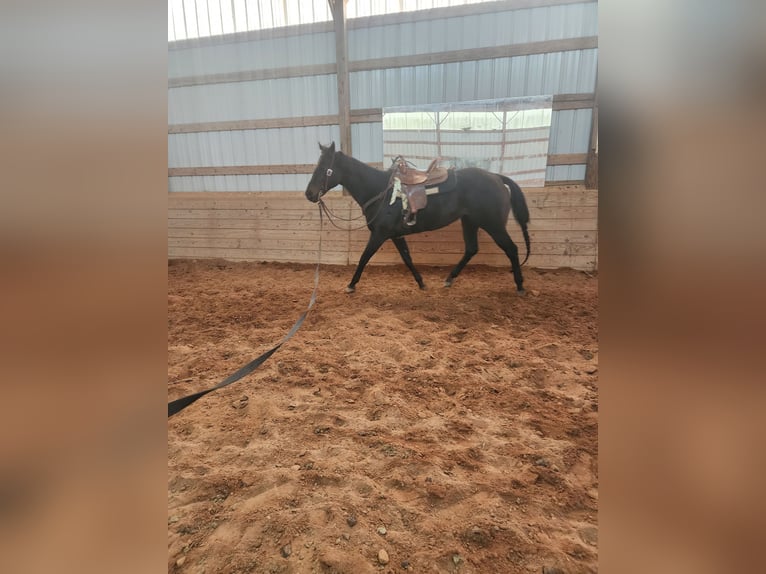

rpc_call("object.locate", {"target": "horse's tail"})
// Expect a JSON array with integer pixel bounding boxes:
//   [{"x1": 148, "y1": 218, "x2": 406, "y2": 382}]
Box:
[{"x1": 498, "y1": 175, "x2": 531, "y2": 265}]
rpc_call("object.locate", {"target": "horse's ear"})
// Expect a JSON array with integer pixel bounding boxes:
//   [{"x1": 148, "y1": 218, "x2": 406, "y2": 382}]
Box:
[
  {"x1": 329, "y1": 141, "x2": 336, "y2": 153},
  {"x1": 318, "y1": 142, "x2": 326, "y2": 152}
]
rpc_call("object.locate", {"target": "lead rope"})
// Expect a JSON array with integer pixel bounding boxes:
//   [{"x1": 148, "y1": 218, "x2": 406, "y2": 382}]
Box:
[{"x1": 167, "y1": 205, "x2": 324, "y2": 418}]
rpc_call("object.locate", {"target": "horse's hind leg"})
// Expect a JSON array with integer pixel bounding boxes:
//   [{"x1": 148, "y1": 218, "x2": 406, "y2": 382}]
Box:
[
  {"x1": 444, "y1": 217, "x2": 479, "y2": 287},
  {"x1": 392, "y1": 237, "x2": 425, "y2": 289},
  {"x1": 486, "y1": 227, "x2": 525, "y2": 294}
]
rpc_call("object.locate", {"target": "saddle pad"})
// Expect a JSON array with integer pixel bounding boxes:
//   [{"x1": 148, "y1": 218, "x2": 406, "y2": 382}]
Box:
[
  {"x1": 390, "y1": 169, "x2": 458, "y2": 211},
  {"x1": 424, "y1": 168, "x2": 457, "y2": 193}
]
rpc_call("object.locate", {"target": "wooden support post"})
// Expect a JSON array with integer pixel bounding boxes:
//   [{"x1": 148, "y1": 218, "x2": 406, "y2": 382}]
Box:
[
  {"x1": 435, "y1": 112, "x2": 441, "y2": 162},
  {"x1": 585, "y1": 91, "x2": 598, "y2": 189},
  {"x1": 330, "y1": 0, "x2": 352, "y2": 157}
]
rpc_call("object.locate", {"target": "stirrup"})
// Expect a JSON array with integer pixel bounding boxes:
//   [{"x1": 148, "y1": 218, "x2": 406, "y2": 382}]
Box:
[{"x1": 404, "y1": 213, "x2": 417, "y2": 226}]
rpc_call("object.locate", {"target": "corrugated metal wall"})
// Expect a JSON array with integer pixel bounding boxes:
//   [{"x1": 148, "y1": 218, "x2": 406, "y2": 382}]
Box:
[{"x1": 168, "y1": 0, "x2": 597, "y2": 192}]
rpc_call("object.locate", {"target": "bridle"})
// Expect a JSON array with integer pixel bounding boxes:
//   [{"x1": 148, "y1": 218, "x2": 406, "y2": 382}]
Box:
[{"x1": 318, "y1": 151, "x2": 336, "y2": 198}]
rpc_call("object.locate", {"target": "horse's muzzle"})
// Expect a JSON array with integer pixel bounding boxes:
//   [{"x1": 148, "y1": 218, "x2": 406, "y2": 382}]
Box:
[{"x1": 305, "y1": 186, "x2": 322, "y2": 203}]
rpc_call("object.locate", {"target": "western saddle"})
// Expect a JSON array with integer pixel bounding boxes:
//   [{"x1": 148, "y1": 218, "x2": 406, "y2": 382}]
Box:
[
  {"x1": 392, "y1": 156, "x2": 450, "y2": 226},
  {"x1": 394, "y1": 157, "x2": 449, "y2": 186}
]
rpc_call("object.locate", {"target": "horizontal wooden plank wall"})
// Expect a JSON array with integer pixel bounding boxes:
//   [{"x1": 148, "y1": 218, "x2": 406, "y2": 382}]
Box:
[{"x1": 168, "y1": 188, "x2": 597, "y2": 271}]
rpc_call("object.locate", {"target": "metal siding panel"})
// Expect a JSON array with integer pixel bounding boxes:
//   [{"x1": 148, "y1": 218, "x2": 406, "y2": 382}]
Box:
[
  {"x1": 225, "y1": 130, "x2": 239, "y2": 166},
  {"x1": 559, "y1": 50, "x2": 581, "y2": 94},
  {"x1": 372, "y1": 69, "x2": 386, "y2": 108},
  {"x1": 397, "y1": 21, "x2": 417, "y2": 57},
  {"x1": 529, "y1": 6, "x2": 551, "y2": 42},
  {"x1": 169, "y1": 125, "x2": 344, "y2": 171},
  {"x1": 475, "y1": 60, "x2": 495, "y2": 100},
  {"x1": 172, "y1": 133, "x2": 188, "y2": 168},
  {"x1": 350, "y1": 124, "x2": 365, "y2": 162},
  {"x1": 168, "y1": 174, "x2": 315, "y2": 193},
  {"x1": 511, "y1": 8, "x2": 532, "y2": 44},
  {"x1": 427, "y1": 18, "x2": 448, "y2": 54},
  {"x1": 346, "y1": 4, "x2": 598, "y2": 59},
  {"x1": 227, "y1": 131, "x2": 244, "y2": 165},
  {"x1": 169, "y1": 74, "x2": 338, "y2": 123},
  {"x1": 400, "y1": 67, "x2": 415, "y2": 104},
  {"x1": 408, "y1": 65, "x2": 426, "y2": 105},
  {"x1": 363, "y1": 25, "x2": 384, "y2": 59},
  {"x1": 384, "y1": 68, "x2": 399, "y2": 107},
  {"x1": 458, "y1": 61, "x2": 478, "y2": 101},
  {"x1": 443, "y1": 63, "x2": 460, "y2": 103},
  {"x1": 474, "y1": 13, "x2": 497, "y2": 49},
  {"x1": 188, "y1": 132, "x2": 203, "y2": 167},
  {"x1": 563, "y1": 2, "x2": 598, "y2": 38},
  {"x1": 215, "y1": 131, "x2": 232, "y2": 166},
  {"x1": 413, "y1": 18, "x2": 431, "y2": 55},
  {"x1": 508, "y1": 56, "x2": 527, "y2": 97},
  {"x1": 485, "y1": 59, "x2": 502, "y2": 99},
  {"x1": 196, "y1": 132, "x2": 209, "y2": 168},
  {"x1": 385, "y1": 23, "x2": 404, "y2": 58},
  {"x1": 349, "y1": 71, "x2": 364, "y2": 109},
  {"x1": 347, "y1": 27, "x2": 363, "y2": 61},
  {"x1": 542, "y1": 52, "x2": 563, "y2": 94},
  {"x1": 547, "y1": 4, "x2": 566, "y2": 40},
  {"x1": 368, "y1": 123, "x2": 386, "y2": 163},
  {"x1": 168, "y1": 30, "x2": 336, "y2": 79},
  {"x1": 445, "y1": 18, "x2": 465, "y2": 51},
  {"x1": 168, "y1": 134, "x2": 178, "y2": 167},
  {"x1": 350, "y1": 70, "x2": 372, "y2": 109},
  {"x1": 270, "y1": 129, "x2": 287, "y2": 164},
  {"x1": 572, "y1": 109, "x2": 593, "y2": 153},
  {"x1": 577, "y1": 48, "x2": 598, "y2": 93},
  {"x1": 212, "y1": 131, "x2": 225, "y2": 166},
  {"x1": 546, "y1": 164, "x2": 586, "y2": 182},
  {"x1": 555, "y1": 109, "x2": 576, "y2": 154},
  {"x1": 197, "y1": 175, "x2": 212, "y2": 191},
  {"x1": 428, "y1": 64, "x2": 445, "y2": 103},
  {"x1": 549, "y1": 110, "x2": 572, "y2": 154},
  {"x1": 525, "y1": 54, "x2": 545, "y2": 95},
  {"x1": 545, "y1": 166, "x2": 558, "y2": 181},
  {"x1": 548, "y1": 166, "x2": 569, "y2": 181}
]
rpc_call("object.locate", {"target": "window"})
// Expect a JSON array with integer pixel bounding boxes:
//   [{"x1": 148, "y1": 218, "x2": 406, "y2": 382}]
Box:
[
  {"x1": 169, "y1": 0, "x2": 493, "y2": 42},
  {"x1": 382, "y1": 96, "x2": 553, "y2": 187}
]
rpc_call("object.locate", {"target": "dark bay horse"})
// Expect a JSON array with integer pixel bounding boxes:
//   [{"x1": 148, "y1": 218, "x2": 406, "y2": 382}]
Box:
[{"x1": 305, "y1": 142, "x2": 530, "y2": 294}]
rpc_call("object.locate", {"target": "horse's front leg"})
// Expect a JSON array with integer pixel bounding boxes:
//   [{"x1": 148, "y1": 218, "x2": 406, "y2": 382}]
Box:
[
  {"x1": 346, "y1": 233, "x2": 387, "y2": 293},
  {"x1": 391, "y1": 237, "x2": 425, "y2": 289}
]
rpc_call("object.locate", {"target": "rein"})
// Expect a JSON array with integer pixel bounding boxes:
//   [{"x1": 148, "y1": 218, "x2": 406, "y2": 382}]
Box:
[
  {"x1": 317, "y1": 168, "x2": 396, "y2": 231},
  {"x1": 167, "y1": 205, "x2": 325, "y2": 418}
]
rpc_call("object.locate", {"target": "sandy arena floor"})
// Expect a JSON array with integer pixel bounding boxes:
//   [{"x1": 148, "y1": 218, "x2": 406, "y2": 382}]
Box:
[{"x1": 168, "y1": 260, "x2": 598, "y2": 573}]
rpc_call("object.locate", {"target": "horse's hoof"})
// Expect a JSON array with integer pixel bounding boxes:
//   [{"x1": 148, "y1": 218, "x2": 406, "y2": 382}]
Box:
[
  {"x1": 345, "y1": 286, "x2": 356, "y2": 294},
  {"x1": 517, "y1": 288, "x2": 527, "y2": 296},
  {"x1": 418, "y1": 283, "x2": 427, "y2": 290},
  {"x1": 443, "y1": 279, "x2": 453, "y2": 288}
]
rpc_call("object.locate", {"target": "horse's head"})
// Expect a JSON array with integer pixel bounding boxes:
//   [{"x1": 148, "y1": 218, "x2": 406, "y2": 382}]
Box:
[{"x1": 305, "y1": 142, "x2": 341, "y2": 203}]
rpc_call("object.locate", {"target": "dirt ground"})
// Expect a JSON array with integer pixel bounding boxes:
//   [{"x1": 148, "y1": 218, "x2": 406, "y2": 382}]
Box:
[{"x1": 168, "y1": 260, "x2": 598, "y2": 574}]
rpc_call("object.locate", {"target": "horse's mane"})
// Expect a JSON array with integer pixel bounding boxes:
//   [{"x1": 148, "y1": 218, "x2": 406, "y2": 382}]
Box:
[{"x1": 335, "y1": 151, "x2": 396, "y2": 176}]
